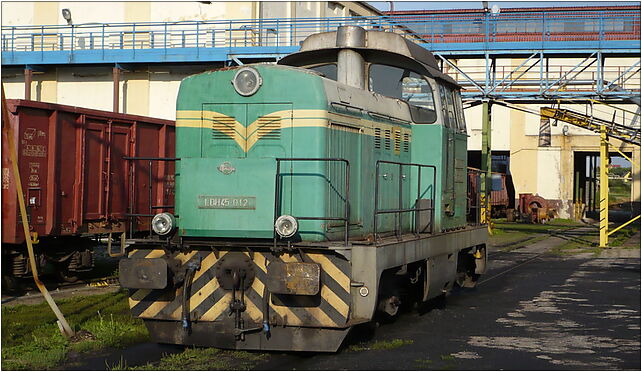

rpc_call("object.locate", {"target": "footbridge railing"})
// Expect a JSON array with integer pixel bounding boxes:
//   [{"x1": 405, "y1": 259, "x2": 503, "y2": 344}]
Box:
[{"x1": 2, "y1": 8, "x2": 639, "y2": 65}]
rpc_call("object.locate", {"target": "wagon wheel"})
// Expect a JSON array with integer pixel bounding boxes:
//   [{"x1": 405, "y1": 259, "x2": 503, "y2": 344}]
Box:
[
  {"x1": 55, "y1": 265, "x2": 79, "y2": 283},
  {"x1": 2, "y1": 274, "x2": 21, "y2": 293}
]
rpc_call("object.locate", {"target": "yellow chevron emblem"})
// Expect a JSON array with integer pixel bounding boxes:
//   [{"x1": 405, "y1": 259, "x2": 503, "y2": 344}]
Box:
[{"x1": 176, "y1": 109, "x2": 328, "y2": 153}]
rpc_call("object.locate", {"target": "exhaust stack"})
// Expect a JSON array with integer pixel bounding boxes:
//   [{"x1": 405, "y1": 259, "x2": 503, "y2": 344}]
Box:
[{"x1": 336, "y1": 26, "x2": 366, "y2": 89}]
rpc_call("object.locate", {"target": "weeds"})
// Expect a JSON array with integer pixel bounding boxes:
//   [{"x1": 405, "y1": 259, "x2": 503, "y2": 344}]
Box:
[
  {"x1": 349, "y1": 338, "x2": 413, "y2": 351},
  {"x1": 1, "y1": 289, "x2": 149, "y2": 370},
  {"x1": 118, "y1": 348, "x2": 266, "y2": 371}
]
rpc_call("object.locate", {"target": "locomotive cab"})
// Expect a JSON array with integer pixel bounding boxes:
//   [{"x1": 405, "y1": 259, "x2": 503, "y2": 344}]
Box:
[{"x1": 120, "y1": 26, "x2": 488, "y2": 352}]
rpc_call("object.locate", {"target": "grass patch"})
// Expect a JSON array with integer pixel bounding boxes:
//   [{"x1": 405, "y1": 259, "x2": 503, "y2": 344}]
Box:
[
  {"x1": 548, "y1": 221, "x2": 639, "y2": 257},
  {"x1": 414, "y1": 358, "x2": 433, "y2": 367},
  {"x1": 114, "y1": 347, "x2": 266, "y2": 371},
  {"x1": 549, "y1": 239, "x2": 601, "y2": 257},
  {"x1": 348, "y1": 338, "x2": 413, "y2": 352},
  {"x1": 609, "y1": 222, "x2": 640, "y2": 247},
  {"x1": 490, "y1": 219, "x2": 586, "y2": 250},
  {"x1": 1, "y1": 289, "x2": 149, "y2": 370}
]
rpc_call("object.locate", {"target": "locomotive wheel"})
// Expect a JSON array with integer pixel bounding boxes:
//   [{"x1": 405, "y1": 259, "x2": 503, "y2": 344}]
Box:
[
  {"x1": 378, "y1": 295, "x2": 401, "y2": 317},
  {"x1": 456, "y1": 272, "x2": 479, "y2": 288}
]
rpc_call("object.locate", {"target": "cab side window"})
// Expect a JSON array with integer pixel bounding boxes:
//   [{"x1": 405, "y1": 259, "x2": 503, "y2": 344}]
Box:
[
  {"x1": 438, "y1": 85, "x2": 452, "y2": 127},
  {"x1": 453, "y1": 90, "x2": 467, "y2": 132},
  {"x1": 369, "y1": 64, "x2": 437, "y2": 124},
  {"x1": 439, "y1": 84, "x2": 465, "y2": 130}
]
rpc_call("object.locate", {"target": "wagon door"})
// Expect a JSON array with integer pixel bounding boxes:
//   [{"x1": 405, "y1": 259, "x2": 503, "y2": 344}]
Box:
[
  {"x1": 107, "y1": 123, "x2": 131, "y2": 220},
  {"x1": 83, "y1": 120, "x2": 131, "y2": 222},
  {"x1": 83, "y1": 122, "x2": 108, "y2": 220}
]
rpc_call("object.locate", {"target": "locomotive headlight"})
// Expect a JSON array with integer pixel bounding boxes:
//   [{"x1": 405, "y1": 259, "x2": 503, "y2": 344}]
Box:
[
  {"x1": 151, "y1": 212, "x2": 176, "y2": 236},
  {"x1": 232, "y1": 67, "x2": 262, "y2": 96},
  {"x1": 275, "y1": 215, "x2": 298, "y2": 238}
]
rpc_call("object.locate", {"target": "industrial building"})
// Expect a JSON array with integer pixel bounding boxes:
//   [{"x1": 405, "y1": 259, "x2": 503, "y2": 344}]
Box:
[{"x1": 2, "y1": 1, "x2": 640, "y2": 221}]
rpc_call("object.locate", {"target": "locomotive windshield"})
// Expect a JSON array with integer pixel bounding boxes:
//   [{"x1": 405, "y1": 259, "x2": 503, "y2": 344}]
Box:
[{"x1": 309, "y1": 63, "x2": 337, "y2": 80}]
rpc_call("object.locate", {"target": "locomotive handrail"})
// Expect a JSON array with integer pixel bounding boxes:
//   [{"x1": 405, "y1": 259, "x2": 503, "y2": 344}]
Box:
[
  {"x1": 374, "y1": 160, "x2": 437, "y2": 241},
  {"x1": 274, "y1": 157, "x2": 350, "y2": 247},
  {"x1": 123, "y1": 156, "x2": 177, "y2": 237}
]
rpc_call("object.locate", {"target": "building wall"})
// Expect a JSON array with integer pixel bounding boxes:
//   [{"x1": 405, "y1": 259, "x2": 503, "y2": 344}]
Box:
[
  {"x1": 1, "y1": 1, "x2": 380, "y2": 119},
  {"x1": 2, "y1": 3, "x2": 639, "y2": 218}
]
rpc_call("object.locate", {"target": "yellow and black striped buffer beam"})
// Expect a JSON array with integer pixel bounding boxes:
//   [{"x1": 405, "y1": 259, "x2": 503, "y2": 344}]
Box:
[{"x1": 127, "y1": 248, "x2": 351, "y2": 328}]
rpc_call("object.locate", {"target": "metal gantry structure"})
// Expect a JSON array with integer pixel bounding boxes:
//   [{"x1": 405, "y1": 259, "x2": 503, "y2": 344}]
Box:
[
  {"x1": 2, "y1": 7, "x2": 639, "y2": 102},
  {"x1": 2, "y1": 6, "x2": 640, "y2": 244}
]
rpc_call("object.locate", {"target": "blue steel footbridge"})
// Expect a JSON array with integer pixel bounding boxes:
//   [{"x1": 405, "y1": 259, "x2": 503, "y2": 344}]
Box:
[{"x1": 2, "y1": 6, "x2": 640, "y2": 103}]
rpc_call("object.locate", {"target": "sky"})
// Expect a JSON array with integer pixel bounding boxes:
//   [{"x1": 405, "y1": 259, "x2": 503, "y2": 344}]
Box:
[{"x1": 367, "y1": 1, "x2": 640, "y2": 11}]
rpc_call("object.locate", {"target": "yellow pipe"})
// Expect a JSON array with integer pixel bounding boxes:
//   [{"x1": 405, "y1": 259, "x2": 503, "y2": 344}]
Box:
[
  {"x1": 1, "y1": 86, "x2": 75, "y2": 338},
  {"x1": 608, "y1": 215, "x2": 641, "y2": 236}
]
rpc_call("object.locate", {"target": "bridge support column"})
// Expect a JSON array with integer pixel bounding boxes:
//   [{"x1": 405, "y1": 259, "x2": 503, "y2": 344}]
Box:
[
  {"x1": 599, "y1": 124, "x2": 609, "y2": 247},
  {"x1": 24, "y1": 67, "x2": 32, "y2": 101},
  {"x1": 480, "y1": 100, "x2": 492, "y2": 230},
  {"x1": 113, "y1": 66, "x2": 121, "y2": 113}
]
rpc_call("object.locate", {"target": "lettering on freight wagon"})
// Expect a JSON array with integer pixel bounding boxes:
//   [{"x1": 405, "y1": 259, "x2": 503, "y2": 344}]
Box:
[
  {"x1": 22, "y1": 144, "x2": 46, "y2": 157},
  {"x1": 23, "y1": 128, "x2": 36, "y2": 140},
  {"x1": 2, "y1": 168, "x2": 9, "y2": 189}
]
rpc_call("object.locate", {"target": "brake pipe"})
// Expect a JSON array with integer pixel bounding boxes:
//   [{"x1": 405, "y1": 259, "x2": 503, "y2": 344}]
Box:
[
  {"x1": 1, "y1": 86, "x2": 75, "y2": 338},
  {"x1": 181, "y1": 258, "x2": 201, "y2": 334}
]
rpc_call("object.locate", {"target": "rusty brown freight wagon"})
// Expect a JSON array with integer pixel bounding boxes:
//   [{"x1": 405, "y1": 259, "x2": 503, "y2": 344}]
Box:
[{"x1": 2, "y1": 100, "x2": 175, "y2": 284}]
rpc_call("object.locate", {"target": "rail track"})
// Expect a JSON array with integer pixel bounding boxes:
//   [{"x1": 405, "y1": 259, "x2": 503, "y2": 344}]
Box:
[{"x1": 1, "y1": 275, "x2": 120, "y2": 305}]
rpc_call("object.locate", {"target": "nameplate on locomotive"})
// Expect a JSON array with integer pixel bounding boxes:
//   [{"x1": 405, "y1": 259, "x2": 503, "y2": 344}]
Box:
[{"x1": 197, "y1": 195, "x2": 256, "y2": 209}]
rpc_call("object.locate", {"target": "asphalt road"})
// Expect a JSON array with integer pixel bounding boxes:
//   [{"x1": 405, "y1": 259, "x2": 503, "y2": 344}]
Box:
[
  {"x1": 254, "y1": 248, "x2": 641, "y2": 370},
  {"x1": 49, "y1": 233, "x2": 641, "y2": 371}
]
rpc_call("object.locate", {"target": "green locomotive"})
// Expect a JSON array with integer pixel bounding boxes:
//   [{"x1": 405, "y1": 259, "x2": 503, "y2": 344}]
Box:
[{"x1": 119, "y1": 26, "x2": 488, "y2": 352}]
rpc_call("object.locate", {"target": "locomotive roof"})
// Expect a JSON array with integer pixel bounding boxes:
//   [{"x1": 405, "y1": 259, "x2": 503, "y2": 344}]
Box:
[{"x1": 278, "y1": 28, "x2": 459, "y2": 87}]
